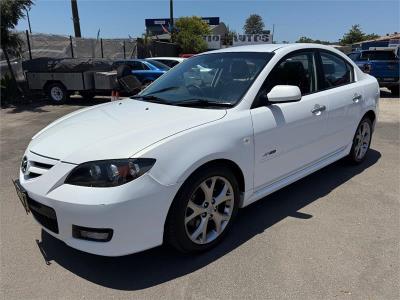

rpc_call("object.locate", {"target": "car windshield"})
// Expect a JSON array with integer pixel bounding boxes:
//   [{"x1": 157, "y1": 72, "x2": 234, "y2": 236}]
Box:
[
  {"x1": 136, "y1": 52, "x2": 274, "y2": 107},
  {"x1": 147, "y1": 60, "x2": 170, "y2": 70}
]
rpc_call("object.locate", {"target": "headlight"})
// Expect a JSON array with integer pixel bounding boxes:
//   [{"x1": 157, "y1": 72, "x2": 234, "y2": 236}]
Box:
[{"x1": 65, "y1": 159, "x2": 156, "y2": 187}]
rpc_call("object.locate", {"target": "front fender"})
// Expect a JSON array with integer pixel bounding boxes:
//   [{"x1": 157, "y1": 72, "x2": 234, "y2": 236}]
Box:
[{"x1": 135, "y1": 109, "x2": 255, "y2": 193}]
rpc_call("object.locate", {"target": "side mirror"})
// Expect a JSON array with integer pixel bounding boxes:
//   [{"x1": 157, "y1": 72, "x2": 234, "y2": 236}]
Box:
[{"x1": 267, "y1": 85, "x2": 302, "y2": 103}]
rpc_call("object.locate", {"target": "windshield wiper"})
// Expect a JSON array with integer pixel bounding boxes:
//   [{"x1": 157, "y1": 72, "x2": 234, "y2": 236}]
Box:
[
  {"x1": 130, "y1": 94, "x2": 169, "y2": 104},
  {"x1": 141, "y1": 86, "x2": 180, "y2": 96},
  {"x1": 174, "y1": 99, "x2": 234, "y2": 108}
]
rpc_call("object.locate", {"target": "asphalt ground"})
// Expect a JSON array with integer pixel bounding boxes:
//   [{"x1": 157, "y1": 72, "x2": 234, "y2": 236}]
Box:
[{"x1": 1, "y1": 90, "x2": 399, "y2": 299}]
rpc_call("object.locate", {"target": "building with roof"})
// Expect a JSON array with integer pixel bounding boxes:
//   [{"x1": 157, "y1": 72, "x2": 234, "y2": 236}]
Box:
[{"x1": 145, "y1": 17, "x2": 228, "y2": 42}]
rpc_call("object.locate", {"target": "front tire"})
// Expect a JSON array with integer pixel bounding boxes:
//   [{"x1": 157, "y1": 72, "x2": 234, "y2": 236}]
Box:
[
  {"x1": 165, "y1": 166, "x2": 240, "y2": 253},
  {"x1": 348, "y1": 117, "x2": 373, "y2": 164}
]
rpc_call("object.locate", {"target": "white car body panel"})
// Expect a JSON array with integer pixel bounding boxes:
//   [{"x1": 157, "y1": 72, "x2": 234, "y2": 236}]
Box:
[
  {"x1": 17, "y1": 44, "x2": 379, "y2": 256},
  {"x1": 30, "y1": 100, "x2": 226, "y2": 164}
]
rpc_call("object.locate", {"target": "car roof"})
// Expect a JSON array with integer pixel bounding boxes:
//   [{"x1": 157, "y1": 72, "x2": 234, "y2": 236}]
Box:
[
  {"x1": 149, "y1": 57, "x2": 184, "y2": 61},
  {"x1": 114, "y1": 59, "x2": 145, "y2": 62},
  {"x1": 205, "y1": 43, "x2": 340, "y2": 54}
]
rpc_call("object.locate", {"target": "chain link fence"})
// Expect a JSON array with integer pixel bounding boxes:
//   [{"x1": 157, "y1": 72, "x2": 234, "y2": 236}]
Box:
[{"x1": 1, "y1": 32, "x2": 180, "y2": 80}]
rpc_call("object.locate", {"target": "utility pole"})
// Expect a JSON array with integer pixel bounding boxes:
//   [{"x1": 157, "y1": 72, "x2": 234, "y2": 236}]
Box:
[
  {"x1": 169, "y1": 0, "x2": 174, "y2": 42},
  {"x1": 272, "y1": 24, "x2": 275, "y2": 43},
  {"x1": 26, "y1": 8, "x2": 32, "y2": 34},
  {"x1": 71, "y1": 0, "x2": 82, "y2": 38}
]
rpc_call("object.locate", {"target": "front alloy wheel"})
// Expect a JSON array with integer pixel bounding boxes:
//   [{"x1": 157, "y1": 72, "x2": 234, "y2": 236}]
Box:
[
  {"x1": 185, "y1": 176, "x2": 234, "y2": 245},
  {"x1": 165, "y1": 166, "x2": 239, "y2": 253}
]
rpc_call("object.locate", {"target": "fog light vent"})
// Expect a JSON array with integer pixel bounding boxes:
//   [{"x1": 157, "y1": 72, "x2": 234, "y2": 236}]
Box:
[{"x1": 72, "y1": 225, "x2": 113, "y2": 242}]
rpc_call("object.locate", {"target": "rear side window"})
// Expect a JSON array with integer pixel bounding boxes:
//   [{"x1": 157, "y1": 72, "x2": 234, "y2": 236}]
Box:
[
  {"x1": 156, "y1": 59, "x2": 179, "y2": 68},
  {"x1": 128, "y1": 61, "x2": 145, "y2": 70},
  {"x1": 320, "y1": 52, "x2": 354, "y2": 88},
  {"x1": 147, "y1": 60, "x2": 170, "y2": 70},
  {"x1": 360, "y1": 51, "x2": 397, "y2": 61}
]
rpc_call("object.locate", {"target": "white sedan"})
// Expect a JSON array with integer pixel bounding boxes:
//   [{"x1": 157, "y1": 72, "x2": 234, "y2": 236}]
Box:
[{"x1": 14, "y1": 44, "x2": 379, "y2": 256}]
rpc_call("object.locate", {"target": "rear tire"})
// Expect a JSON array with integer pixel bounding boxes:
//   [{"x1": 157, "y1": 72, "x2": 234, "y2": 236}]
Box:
[
  {"x1": 46, "y1": 83, "x2": 67, "y2": 104},
  {"x1": 165, "y1": 165, "x2": 240, "y2": 253},
  {"x1": 348, "y1": 117, "x2": 373, "y2": 164}
]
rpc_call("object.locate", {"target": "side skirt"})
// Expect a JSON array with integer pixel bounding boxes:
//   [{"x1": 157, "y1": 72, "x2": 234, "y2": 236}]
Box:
[{"x1": 242, "y1": 145, "x2": 350, "y2": 207}]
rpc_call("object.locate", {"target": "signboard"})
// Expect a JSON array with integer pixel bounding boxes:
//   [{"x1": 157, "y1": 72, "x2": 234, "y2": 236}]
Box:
[
  {"x1": 145, "y1": 17, "x2": 219, "y2": 27},
  {"x1": 203, "y1": 35, "x2": 221, "y2": 49},
  {"x1": 232, "y1": 34, "x2": 272, "y2": 46}
]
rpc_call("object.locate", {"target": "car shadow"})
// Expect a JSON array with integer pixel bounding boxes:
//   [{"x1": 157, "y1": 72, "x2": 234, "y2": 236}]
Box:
[
  {"x1": 37, "y1": 149, "x2": 381, "y2": 291},
  {"x1": 380, "y1": 88, "x2": 398, "y2": 99}
]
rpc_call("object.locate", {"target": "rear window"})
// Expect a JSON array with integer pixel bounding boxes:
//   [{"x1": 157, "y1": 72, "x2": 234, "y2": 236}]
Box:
[
  {"x1": 359, "y1": 51, "x2": 397, "y2": 61},
  {"x1": 146, "y1": 60, "x2": 170, "y2": 70}
]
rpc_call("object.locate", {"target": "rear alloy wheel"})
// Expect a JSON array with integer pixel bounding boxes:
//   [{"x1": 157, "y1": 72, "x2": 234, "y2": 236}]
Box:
[
  {"x1": 47, "y1": 83, "x2": 67, "y2": 104},
  {"x1": 165, "y1": 166, "x2": 240, "y2": 253},
  {"x1": 348, "y1": 118, "x2": 372, "y2": 164}
]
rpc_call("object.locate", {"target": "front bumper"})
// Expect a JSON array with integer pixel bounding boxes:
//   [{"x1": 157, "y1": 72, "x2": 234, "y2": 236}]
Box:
[{"x1": 18, "y1": 151, "x2": 179, "y2": 256}]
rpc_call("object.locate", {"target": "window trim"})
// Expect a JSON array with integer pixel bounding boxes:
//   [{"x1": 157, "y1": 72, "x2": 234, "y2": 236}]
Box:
[
  {"x1": 316, "y1": 49, "x2": 355, "y2": 92},
  {"x1": 251, "y1": 49, "x2": 320, "y2": 109}
]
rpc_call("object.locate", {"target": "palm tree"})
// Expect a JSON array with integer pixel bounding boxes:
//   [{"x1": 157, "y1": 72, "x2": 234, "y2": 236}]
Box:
[{"x1": 1, "y1": 0, "x2": 34, "y2": 95}]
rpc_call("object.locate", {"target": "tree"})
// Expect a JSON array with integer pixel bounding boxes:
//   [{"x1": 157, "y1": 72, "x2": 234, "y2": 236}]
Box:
[
  {"x1": 243, "y1": 14, "x2": 265, "y2": 34},
  {"x1": 1, "y1": 0, "x2": 33, "y2": 95},
  {"x1": 340, "y1": 24, "x2": 379, "y2": 45},
  {"x1": 296, "y1": 36, "x2": 331, "y2": 45},
  {"x1": 296, "y1": 36, "x2": 315, "y2": 43},
  {"x1": 175, "y1": 16, "x2": 210, "y2": 53}
]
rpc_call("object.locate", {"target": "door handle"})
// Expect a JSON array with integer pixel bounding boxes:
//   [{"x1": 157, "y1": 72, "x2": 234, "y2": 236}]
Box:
[
  {"x1": 353, "y1": 93, "x2": 362, "y2": 103},
  {"x1": 311, "y1": 104, "x2": 326, "y2": 115}
]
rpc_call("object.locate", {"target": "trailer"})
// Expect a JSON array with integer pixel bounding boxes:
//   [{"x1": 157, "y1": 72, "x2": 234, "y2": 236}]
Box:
[
  {"x1": 23, "y1": 58, "x2": 141, "y2": 103},
  {"x1": 26, "y1": 70, "x2": 118, "y2": 103}
]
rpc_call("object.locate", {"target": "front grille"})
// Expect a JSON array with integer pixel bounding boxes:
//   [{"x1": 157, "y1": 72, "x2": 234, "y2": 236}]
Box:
[
  {"x1": 27, "y1": 197, "x2": 59, "y2": 234},
  {"x1": 25, "y1": 152, "x2": 58, "y2": 179}
]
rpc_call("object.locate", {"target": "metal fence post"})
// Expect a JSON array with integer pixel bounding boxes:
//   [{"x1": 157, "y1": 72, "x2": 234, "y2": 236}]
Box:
[
  {"x1": 25, "y1": 30, "x2": 32, "y2": 60},
  {"x1": 70, "y1": 35, "x2": 74, "y2": 58},
  {"x1": 100, "y1": 38, "x2": 104, "y2": 58},
  {"x1": 123, "y1": 41, "x2": 126, "y2": 59}
]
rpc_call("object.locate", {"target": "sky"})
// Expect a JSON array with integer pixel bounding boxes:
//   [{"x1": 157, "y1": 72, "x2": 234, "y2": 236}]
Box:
[{"x1": 16, "y1": 0, "x2": 400, "y2": 43}]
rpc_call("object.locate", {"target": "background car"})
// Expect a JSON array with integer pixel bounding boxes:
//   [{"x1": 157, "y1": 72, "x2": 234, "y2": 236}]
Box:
[
  {"x1": 112, "y1": 59, "x2": 170, "y2": 85},
  {"x1": 147, "y1": 57, "x2": 185, "y2": 68},
  {"x1": 348, "y1": 49, "x2": 399, "y2": 95}
]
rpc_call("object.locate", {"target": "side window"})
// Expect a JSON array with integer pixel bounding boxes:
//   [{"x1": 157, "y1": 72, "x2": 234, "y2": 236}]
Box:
[
  {"x1": 130, "y1": 61, "x2": 147, "y2": 70},
  {"x1": 264, "y1": 52, "x2": 317, "y2": 96},
  {"x1": 320, "y1": 52, "x2": 354, "y2": 88},
  {"x1": 140, "y1": 62, "x2": 150, "y2": 70}
]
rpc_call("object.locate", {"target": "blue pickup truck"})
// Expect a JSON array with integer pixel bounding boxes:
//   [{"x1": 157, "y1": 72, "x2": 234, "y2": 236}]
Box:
[{"x1": 348, "y1": 49, "x2": 399, "y2": 95}]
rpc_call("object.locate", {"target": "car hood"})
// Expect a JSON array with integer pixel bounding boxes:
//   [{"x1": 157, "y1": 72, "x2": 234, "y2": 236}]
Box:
[{"x1": 29, "y1": 99, "x2": 226, "y2": 164}]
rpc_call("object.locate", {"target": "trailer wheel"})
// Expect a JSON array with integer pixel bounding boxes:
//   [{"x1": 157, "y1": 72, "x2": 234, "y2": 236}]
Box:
[{"x1": 46, "y1": 83, "x2": 67, "y2": 104}]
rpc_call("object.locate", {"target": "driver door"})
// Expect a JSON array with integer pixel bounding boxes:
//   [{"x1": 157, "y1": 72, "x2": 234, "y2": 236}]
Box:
[{"x1": 251, "y1": 50, "x2": 333, "y2": 190}]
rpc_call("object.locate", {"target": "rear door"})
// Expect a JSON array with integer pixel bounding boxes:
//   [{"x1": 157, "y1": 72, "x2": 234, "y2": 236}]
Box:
[{"x1": 317, "y1": 50, "x2": 364, "y2": 149}]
